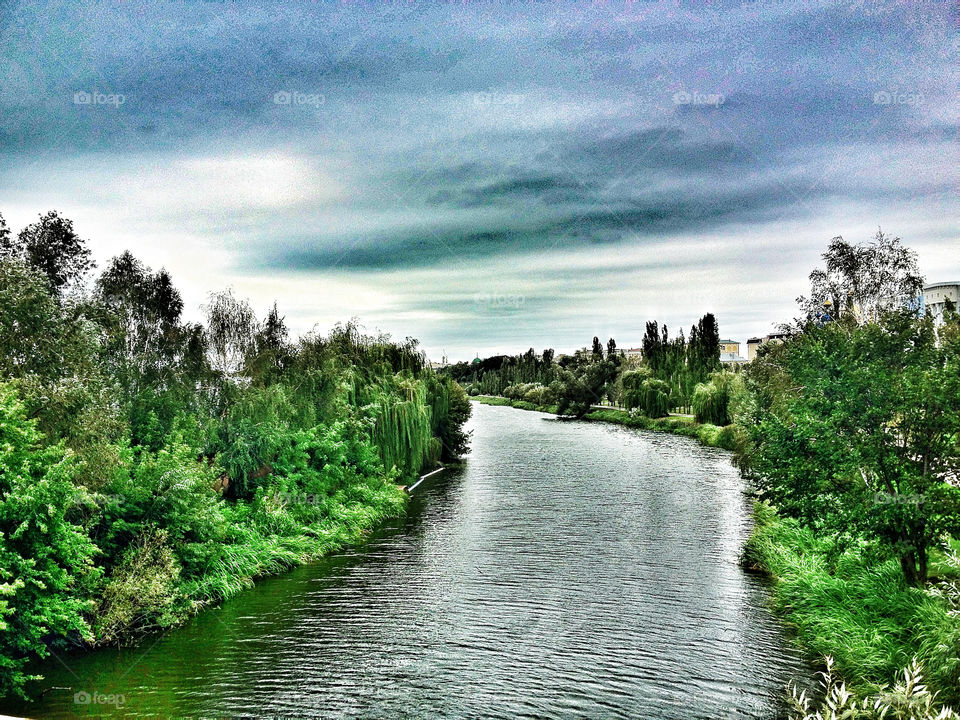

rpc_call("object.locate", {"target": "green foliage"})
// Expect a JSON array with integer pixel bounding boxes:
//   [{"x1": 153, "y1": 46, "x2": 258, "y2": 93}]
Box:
[
  {"x1": 372, "y1": 378, "x2": 435, "y2": 477},
  {"x1": 432, "y1": 377, "x2": 472, "y2": 460},
  {"x1": 0, "y1": 259, "x2": 74, "y2": 380},
  {"x1": 746, "y1": 503, "x2": 960, "y2": 707},
  {"x1": 0, "y1": 211, "x2": 94, "y2": 296},
  {"x1": 637, "y1": 378, "x2": 671, "y2": 418},
  {"x1": 742, "y1": 311, "x2": 960, "y2": 585},
  {"x1": 789, "y1": 657, "x2": 958, "y2": 720},
  {"x1": 797, "y1": 229, "x2": 924, "y2": 326},
  {"x1": 553, "y1": 357, "x2": 618, "y2": 418},
  {"x1": 502, "y1": 381, "x2": 556, "y2": 408},
  {"x1": 0, "y1": 385, "x2": 99, "y2": 698},
  {"x1": 94, "y1": 528, "x2": 181, "y2": 645},
  {"x1": 620, "y1": 367, "x2": 651, "y2": 411},
  {"x1": 692, "y1": 371, "x2": 739, "y2": 426},
  {"x1": 0, "y1": 214, "x2": 471, "y2": 700}
]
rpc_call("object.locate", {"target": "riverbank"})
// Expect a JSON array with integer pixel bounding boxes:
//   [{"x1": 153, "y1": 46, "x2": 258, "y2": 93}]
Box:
[
  {"x1": 472, "y1": 396, "x2": 738, "y2": 451},
  {"x1": 744, "y1": 502, "x2": 960, "y2": 707},
  {"x1": 473, "y1": 396, "x2": 960, "y2": 712}
]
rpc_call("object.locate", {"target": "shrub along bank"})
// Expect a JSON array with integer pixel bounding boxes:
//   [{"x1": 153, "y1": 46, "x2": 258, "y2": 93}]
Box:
[{"x1": 0, "y1": 216, "x2": 472, "y2": 701}]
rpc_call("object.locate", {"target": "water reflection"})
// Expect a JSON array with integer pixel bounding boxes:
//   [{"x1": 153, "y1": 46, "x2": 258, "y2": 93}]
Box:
[{"x1": 2, "y1": 403, "x2": 810, "y2": 719}]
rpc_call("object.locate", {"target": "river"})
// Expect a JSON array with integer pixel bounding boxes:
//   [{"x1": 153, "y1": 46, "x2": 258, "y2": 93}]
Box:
[{"x1": 3, "y1": 402, "x2": 811, "y2": 719}]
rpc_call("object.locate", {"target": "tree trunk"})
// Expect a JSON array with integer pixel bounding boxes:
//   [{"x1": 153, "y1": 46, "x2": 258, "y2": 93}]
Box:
[{"x1": 900, "y1": 549, "x2": 920, "y2": 586}]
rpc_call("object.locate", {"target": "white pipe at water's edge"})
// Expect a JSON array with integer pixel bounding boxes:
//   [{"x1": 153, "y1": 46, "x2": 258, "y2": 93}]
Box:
[{"x1": 406, "y1": 464, "x2": 445, "y2": 493}]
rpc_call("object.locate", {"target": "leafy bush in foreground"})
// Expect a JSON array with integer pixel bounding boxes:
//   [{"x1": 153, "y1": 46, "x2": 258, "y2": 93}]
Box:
[
  {"x1": 0, "y1": 386, "x2": 99, "y2": 698},
  {"x1": 789, "y1": 657, "x2": 957, "y2": 720}
]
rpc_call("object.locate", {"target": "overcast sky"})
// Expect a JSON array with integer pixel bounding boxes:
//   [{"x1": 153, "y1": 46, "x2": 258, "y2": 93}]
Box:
[{"x1": 1, "y1": 0, "x2": 957, "y2": 360}]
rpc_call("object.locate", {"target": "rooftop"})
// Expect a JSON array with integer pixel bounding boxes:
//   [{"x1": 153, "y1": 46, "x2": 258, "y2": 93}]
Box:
[{"x1": 924, "y1": 281, "x2": 960, "y2": 290}]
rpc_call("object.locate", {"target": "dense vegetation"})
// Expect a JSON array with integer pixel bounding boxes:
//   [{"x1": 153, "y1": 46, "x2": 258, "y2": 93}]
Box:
[
  {"x1": 447, "y1": 313, "x2": 727, "y2": 419},
  {"x1": 0, "y1": 211, "x2": 471, "y2": 699},
  {"x1": 460, "y1": 231, "x2": 960, "y2": 715}
]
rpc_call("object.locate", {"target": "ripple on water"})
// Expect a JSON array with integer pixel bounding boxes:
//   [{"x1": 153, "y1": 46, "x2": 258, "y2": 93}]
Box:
[{"x1": 1, "y1": 403, "x2": 811, "y2": 719}]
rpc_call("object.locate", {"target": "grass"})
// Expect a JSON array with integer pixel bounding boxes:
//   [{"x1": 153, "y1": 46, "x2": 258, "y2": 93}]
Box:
[
  {"x1": 473, "y1": 395, "x2": 558, "y2": 414},
  {"x1": 744, "y1": 501, "x2": 960, "y2": 706},
  {"x1": 94, "y1": 479, "x2": 409, "y2": 647},
  {"x1": 581, "y1": 409, "x2": 739, "y2": 449}
]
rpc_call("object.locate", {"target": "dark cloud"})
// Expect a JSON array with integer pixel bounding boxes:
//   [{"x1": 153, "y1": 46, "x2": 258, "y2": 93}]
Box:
[
  {"x1": 254, "y1": 177, "x2": 826, "y2": 272},
  {"x1": 1, "y1": 0, "x2": 956, "y2": 357}
]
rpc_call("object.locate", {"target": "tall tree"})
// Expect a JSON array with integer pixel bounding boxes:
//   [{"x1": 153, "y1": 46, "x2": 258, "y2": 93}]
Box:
[
  {"x1": 249, "y1": 302, "x2": 291, "y2": 383},
  {"x1": 642, "y1": 321, "x2": 663, "y2": 374},
  {"x1": 690, "y1": 313, "x2": 721, "y2": 378},
  {"x1": 95, "y1": 251, "x2": 185, "y2": 397},
  {"x1": 1, "y1": 211, "x2": 94, "y2": 296},
  {"x1": 591, "y1": 336, "x2": 604, "y2": 360},
  {"x1": 797, "y1": 229, "x2": 923, "y2": 326},
  {"x1": 204, "y1": 289, "x2": 257, "y2": 379}
]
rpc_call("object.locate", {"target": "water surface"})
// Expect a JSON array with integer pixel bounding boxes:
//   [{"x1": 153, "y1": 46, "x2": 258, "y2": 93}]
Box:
[{"x1": 4, "y1": 403, "x2": 810, "y2": 718}]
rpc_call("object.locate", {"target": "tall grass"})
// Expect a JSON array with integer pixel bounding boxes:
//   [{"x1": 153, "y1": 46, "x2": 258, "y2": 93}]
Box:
[{"x1": 745, "y1": 502, "x2": 960, "y2": 705}]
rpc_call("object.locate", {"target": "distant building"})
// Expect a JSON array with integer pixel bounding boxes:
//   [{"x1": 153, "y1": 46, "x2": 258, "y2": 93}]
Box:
[
  {"x1": 718, "y1": 339, "x2": 748, "y2": 366},
  {"x1": 746, "y1": 332, "x2": 790, "y2": 362},
  {"x1": 624, "y1": 347, "x2": 643, "y2": 359},
  {"x1": 923, "y1": 281, "x2": 960, "y2": 324},
  {"x1": 428, "y1": 354, "x2": 450, "y2": 371}
]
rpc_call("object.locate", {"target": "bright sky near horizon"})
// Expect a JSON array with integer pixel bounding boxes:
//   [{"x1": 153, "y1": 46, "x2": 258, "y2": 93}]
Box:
[{"x1": 1, "y1": 0, "x2": 957, "y2": 360}]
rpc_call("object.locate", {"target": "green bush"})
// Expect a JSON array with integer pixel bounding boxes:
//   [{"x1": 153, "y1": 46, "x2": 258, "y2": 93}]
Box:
[
  {"x1": 0, "y1": 384, "x2": 99, "y2": 698},
  {"x1": 692, "y1": 371, "x2": 739, "y2": 426},
  {"x1": 93, "y1": 528, "x2": 181, "y2": 644},
  {"x1": 638, "y1": 378, "x2": 671, "y2": 418},
  {"x1": 789, "y1": 657, "x2": 958, "y2": 719}
]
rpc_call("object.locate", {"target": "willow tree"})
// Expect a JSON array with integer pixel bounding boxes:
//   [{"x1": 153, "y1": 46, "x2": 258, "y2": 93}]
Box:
[{"x1": 371, "y1": 377, "x2": 436, "y2": 477}]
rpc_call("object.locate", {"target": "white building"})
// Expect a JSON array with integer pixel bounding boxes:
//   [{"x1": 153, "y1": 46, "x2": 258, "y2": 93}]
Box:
[
  {"x1": 719, "y1": 339, "x2": 748, "y2": 365},
  {"x1": 746, "y1": 332, "x2": 790, "y2": 362},
  {"x1": 923, "y1": 281, "x2": 960, "y2": 324}
]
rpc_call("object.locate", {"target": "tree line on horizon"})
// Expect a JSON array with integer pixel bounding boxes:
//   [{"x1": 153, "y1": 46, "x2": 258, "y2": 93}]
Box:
[{"x1": 445, "y1": 312, "x2": 725, "y2": 419}]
